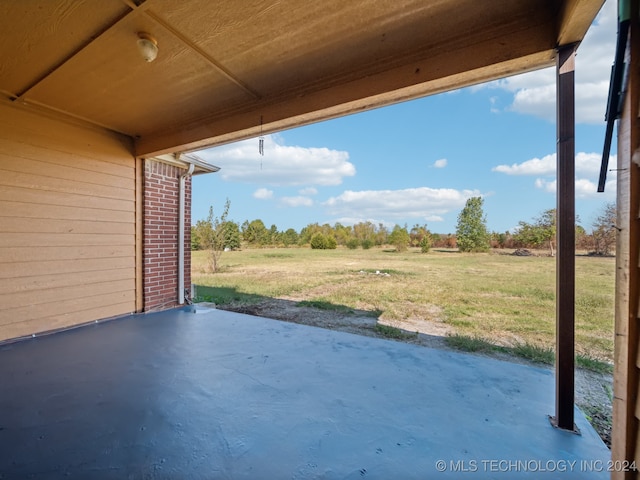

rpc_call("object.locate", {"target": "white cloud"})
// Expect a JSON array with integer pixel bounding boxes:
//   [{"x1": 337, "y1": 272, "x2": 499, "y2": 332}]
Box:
[
  {"x1": 495, "y1": 151, "x2": 617, "y2": 199},
  {"x1": 298, "y1": 187, "x2": 318, "y2": 195},
  {"x1": 253, "y1": 188, "x2": 273, "y2": 199},
  {"x1": 324, "y1": 187, "x2": 482, "y2": 222},
  {"x1": 534, "y1": 178, "x2": 556, "y2": 193},
  {"x1": 197, "y1": 135, "x2": 355, "y2": 186},
  {"x1": 534, "y1": 177, "x2": 616, "y2": 199},
  {"x1": 493, "y1": 152, "x2": 610, "y2": 178},
  {"x1": 480, "y1": 0, "x2": 616, "y2": 124},
  {"x1": 433, "y1": 158, "x2": 448, "y2": 168},
  {"x1": 489, "y1": 96, "x2": 500, "y2": 114},
  {"x1": 493, "y1": 154, "x2": 556, "y2": 176},
  {"x1": 575, "y1": 152, "x2": 608, "y2": 177},
  {"x1": 575, "y1": 178, "x2": 600, "y2": 198},
  {"x1": 280, "y1": 196, "x2": 314, "y2": 207}
]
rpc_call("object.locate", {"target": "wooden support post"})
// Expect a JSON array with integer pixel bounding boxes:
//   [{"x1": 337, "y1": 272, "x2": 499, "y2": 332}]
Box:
[{"x1": 552, "y1": 44, "x2": 577, "y2": 432}]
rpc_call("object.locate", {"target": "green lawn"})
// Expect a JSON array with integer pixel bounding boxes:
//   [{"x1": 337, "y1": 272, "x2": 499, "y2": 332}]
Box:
[{"x1": 192, "y1": 247, "x2": 615, "y2": 363}]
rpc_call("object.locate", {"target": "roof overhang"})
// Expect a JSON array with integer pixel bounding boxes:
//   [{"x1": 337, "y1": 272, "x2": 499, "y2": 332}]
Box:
[
  {"x1": 149, "y1": 153, "x2": 220, "y2": 175},
  {"x1": 0, "y1": 0, "x2": 604, "y2": 157}
]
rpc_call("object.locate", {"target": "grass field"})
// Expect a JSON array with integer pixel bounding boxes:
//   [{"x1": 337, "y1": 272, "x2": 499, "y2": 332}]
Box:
[{"x1": 191, "y1": 247, "x2": 615, "y2": 364}]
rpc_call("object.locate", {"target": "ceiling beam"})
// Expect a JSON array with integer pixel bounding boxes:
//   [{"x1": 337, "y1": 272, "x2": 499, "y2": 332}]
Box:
[
  {"x1": 143, "y1": 9, "x2": 261, "y2": 99},
  {"x1": 556, "y1": 0, "x2": 605, "y2": 45},
  {"x1": 12, "y1": 2, "x2": 150, "y2": 101},
  {"x1": 136, "y1": 21, "x2": 555, "y2": 156}
]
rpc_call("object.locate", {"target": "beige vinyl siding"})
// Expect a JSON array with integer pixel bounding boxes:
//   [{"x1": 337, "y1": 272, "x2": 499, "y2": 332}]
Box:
[{"x1": 0, "y1": 103, "x2": 136, "y2": 341}]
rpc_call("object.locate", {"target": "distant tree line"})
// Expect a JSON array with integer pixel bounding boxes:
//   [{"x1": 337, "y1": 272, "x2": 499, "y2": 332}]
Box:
[
  {"x1": 192, "y1": 217, "x2": 433, "y2": 252},
  {"x1": 489, "y1": 202, "x2": 616, "y2": 256},
  {"x1": 192, "y1": 198, "x2": 617, "y2": 259}
]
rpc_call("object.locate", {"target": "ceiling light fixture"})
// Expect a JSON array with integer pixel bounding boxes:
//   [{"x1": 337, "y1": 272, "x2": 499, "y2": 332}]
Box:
[{"x1": 137, "y1": 32, "x2": 158, "y2": 62}]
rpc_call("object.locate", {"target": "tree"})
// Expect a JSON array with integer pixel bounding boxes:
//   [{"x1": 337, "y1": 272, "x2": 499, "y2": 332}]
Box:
[
  {"x1": 591, "y1": 202, "x2": 617, "y2": 256},
  {"x1": 195, "y1": 198, "x2": 231, "y2": 272},
  {"x1": 268, "y1": 224, "x2": 279, "y2": 245},
  {"x1": 353, "y1": 221, "x2": 377, "y2": 245},
  {"x1": 575, "y1": 225, "x2": 589, "y2": 251},
  {"x1": 410, "y1": 223, "x2": 431, "y2": 247},
  {"x1": 430, "y1": 233, "x2": 442, "y2": 247},
  {"x1": 388, "y1": 224, "x2": 410, "y2": 252},
  {"x1": 242, "y1": 219, "x2": 268, "y2": 246},
  {"x1": 281, "y1": 228, "x2": 299, "y2": 247},
  {"x1": 375, "y1": 223, "x2": 389, "y2": 246},
  {"x1": 455, "y1": 196, "x2": 490, "y2": 252},
  {"x1": 222, "y1": 221, "x2": 241, "y2": 250},
  {"x1": 299, "y1": 223, "x2": 324, "y2": 245},
  {"x1": 192, "y1": 220, "x2": 211, "y2": 251},
  {"x1": 333, "y1": 223, "x2": 352, "y2": 246},
  {"x1": 191, "y1": 226, "x2": 202, "y2": 250},
  {"x1": 491, "y1": 231, "x2": 511, "y2": 249},
  {"x1": 514, "y1": 209, "x2": 556, "y2": 256}
]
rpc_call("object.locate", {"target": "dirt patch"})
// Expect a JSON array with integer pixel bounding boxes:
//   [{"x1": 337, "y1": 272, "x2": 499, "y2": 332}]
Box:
[
  {"x1": 215, "y1": 299, "x2": 612, "y2": 448},
  {"x1": 229, "y1": 299, "x2": 379, "y2": 338},
  {"x1": 221, "y1": 298, "x2": 451, "y2": 350}
]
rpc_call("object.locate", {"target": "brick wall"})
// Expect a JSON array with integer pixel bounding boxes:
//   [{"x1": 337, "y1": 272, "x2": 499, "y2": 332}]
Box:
[{"x1": 143, "y1": 159, "x2": 192, "y2": 311}]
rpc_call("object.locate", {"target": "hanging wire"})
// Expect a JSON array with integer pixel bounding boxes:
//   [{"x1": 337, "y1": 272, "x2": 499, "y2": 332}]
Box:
[{"x1": 258, "y1": 115, "x2": 264, "y2": 169}]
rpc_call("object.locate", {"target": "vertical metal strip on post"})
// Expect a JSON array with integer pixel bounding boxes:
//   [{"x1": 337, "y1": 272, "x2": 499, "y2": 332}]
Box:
[{"x1": 552, "y1": 44, "x2": 577, "y2": 432}]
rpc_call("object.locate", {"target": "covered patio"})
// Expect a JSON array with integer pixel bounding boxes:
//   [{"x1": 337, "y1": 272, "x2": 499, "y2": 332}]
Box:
[
  {"x1": 0, "y1": 308, "x2": 609, "y2": 479},
  {"x1": 3, "y1": 0, "x2": 636, "y2": 475}
]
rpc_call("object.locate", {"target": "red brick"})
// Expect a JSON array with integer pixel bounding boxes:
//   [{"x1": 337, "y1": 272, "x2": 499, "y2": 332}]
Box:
[{"x1": 143, "y1": 159, "x2": 192, "y2": 312}]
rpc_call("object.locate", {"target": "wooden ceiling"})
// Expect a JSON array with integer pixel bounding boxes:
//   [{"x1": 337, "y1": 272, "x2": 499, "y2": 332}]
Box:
[{"x1": 0, "y1": 0, "x2": 604, "y2": 157}]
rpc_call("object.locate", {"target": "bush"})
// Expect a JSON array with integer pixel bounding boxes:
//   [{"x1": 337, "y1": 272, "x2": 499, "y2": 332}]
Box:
[
  {"x1": 420, "y1": 235, "x2": 431, "y2": 253},
  {"x1": 346, "y1": 238, "x2": 360, "y2": 249},
  {"x1": 361, "y1": 238, "x2": 374, "y2": 250},
  {"x1": 310, "y1": 233, "x2": 337, "y2": 249},
  {"x1": 310, "y1": 233, "x2": 328, "y2": 249}
]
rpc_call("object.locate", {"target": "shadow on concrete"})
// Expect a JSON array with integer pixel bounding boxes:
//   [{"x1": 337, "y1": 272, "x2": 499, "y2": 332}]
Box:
[
  {"x1": 191, "y1": 285, "x2": 450, "y2": 348},
  {"x1": 193, "y1": 284, "x2": 381, "y2": 317}
]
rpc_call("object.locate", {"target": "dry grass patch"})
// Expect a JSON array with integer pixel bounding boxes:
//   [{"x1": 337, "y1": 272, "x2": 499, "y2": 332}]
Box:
[{"x1": 192, "y1": 246, "x2": 615, "y2": 363}]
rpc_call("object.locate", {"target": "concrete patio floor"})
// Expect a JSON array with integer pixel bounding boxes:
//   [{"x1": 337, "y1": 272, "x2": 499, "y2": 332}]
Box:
[{"x1": 0, "y1": 307, "x2": 610, "y2": 479}]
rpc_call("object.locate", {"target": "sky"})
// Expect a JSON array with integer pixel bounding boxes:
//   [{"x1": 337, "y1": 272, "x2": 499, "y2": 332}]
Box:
[{"x1": 193, "y1": 0, "x2": 618, "y2": 235}]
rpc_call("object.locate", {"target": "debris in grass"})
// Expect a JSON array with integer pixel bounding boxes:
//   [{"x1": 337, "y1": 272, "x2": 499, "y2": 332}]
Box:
[
  {"x1": 359, "y1": 270, "x2": 391, "y2": 277},
  {"x1": 512, "y1": 249, "x2": 534, "y2": 256}
]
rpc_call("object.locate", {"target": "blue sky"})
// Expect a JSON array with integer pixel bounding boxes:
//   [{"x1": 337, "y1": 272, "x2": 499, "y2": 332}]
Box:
[{"x1": 193, "y1": 0, "x2": 617, "y2": 235}]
